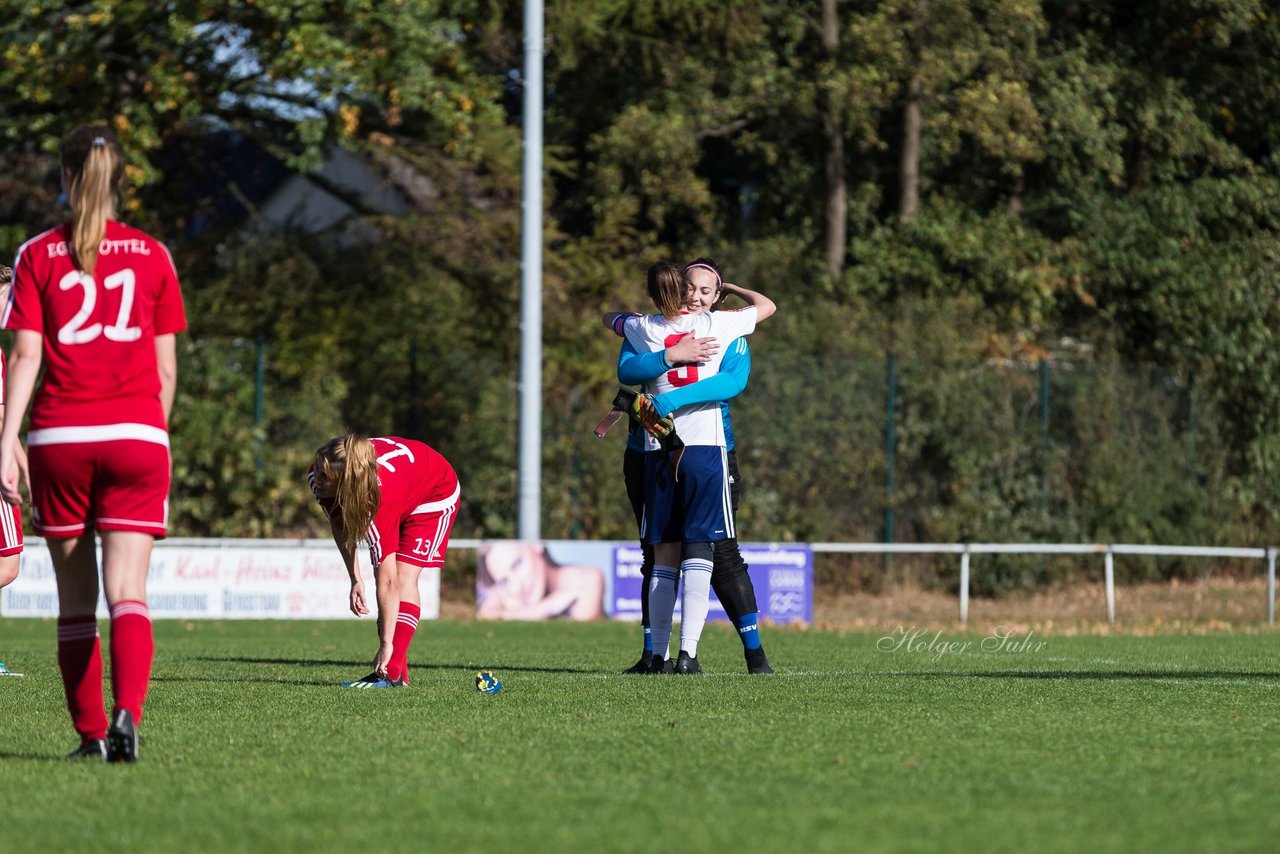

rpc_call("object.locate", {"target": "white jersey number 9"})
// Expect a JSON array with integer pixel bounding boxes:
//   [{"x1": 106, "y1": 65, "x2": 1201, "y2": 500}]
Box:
[{"x1": 56, "y1": 268, "x2": 142, "y2": 345}]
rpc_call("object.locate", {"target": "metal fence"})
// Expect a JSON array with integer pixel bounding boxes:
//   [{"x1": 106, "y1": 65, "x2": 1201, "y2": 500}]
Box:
[
  {"x1": 810, "y1": 541, "x2": 1278, "y2": 625},
  {"x1": 445, "y1": 538, "x2": 1275, "y2": 627},
  {"x1": 172, "y1": 336, "x2": 1275, "y2": 602}
]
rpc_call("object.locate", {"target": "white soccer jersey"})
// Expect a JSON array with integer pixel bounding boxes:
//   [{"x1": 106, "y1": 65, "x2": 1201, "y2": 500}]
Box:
[{"x1": 622, "y1": 307, "x2": 757, "y2": 449}]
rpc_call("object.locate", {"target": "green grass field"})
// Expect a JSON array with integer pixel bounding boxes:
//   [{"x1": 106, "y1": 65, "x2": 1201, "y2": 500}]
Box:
[{"x1": 2, "y1": 618, "x2": 1277, "y2": 852}]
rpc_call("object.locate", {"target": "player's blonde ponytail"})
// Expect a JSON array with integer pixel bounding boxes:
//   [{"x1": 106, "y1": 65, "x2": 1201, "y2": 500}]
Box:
[
  {"x1": 647, "y1": 261, "x2": 686, "y2": 320},
  {"x1": 314, "y1": 434, "x2": 381, "y2": 552},
  {"x1": 60, "y1": 125, "x2": 124, "y2": 275}
]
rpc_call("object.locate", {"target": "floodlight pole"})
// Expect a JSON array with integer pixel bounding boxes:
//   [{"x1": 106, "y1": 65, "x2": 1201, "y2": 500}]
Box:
[{"x1": 517, "y1": 0, "x2": 545, "y2": 541}]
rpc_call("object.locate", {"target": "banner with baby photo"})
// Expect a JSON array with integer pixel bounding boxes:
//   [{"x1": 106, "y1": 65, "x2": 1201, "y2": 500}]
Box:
[{"x1": 475, "y1": 540, "x2": 611, "y2": 621}]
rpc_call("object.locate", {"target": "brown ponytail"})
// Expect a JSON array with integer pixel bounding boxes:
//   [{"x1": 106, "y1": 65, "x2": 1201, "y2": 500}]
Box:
[
  {"x1": 646, "y1": 261, "x2": 686, "y2": 320},
  {"x1": 60, "y1": 125, "x2": 124, "y2": 274},
  {"x1": 313, "y1": 434, "x2": 382, "y2": 551}
]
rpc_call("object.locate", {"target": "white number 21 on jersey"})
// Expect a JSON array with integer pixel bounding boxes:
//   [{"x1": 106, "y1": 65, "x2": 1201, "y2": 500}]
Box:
[{"x1": 57, "y1": 268, "x2": 142, "y2": 345}]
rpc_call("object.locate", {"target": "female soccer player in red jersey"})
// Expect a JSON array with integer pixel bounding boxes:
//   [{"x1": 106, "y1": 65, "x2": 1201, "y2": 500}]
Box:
[
  {"x1": 0, "y1": 125, "x2": 187, "y2": 761},
  {"x1": 0, "y1": 265, "x2": 27, "y2": 679},
  {"x1": 309, "y1": 434, "x2": 460, "y2": 688},
  {"x1": 0, "y1": 267, "x2": 24, "y2": 584}
]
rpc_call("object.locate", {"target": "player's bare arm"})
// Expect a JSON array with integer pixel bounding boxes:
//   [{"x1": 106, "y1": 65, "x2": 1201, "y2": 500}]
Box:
[
  {"x1": 718, "y1": 282, "x2": 777, "y2": 321},
  {"x1": 607, "y1": 311, "x2": 719, "y2": 365},
  {"x1": 372, "y1": 557, "x2": 400, "y2": 676},
  {"x1": 665, "y1": 334, "x2": 719, "y2": 364},
  {"x1": 0, "y1": 330, "x2": 42, "y2": 506},
  {"x1": 327, "y1": 514, "x2": 368, "y2": 616},
  {"x1": 602, "y1": 311, "x2": 636, "y2": 331},
  {"x1": 155, "y1": 333, "x2": 178, "y2": 427}
]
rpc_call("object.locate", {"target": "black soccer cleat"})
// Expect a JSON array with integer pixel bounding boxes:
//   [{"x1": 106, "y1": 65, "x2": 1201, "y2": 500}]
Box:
[
  {"x1": 674, "y1": 651, "x2": 702, "y2": 675},
  {"x1": 745, "y1": 647, "x2": 774, "y2": 675},
  {"x1": 341, "y1": 672, "x2": 403, "y2": 689},
  {"x1": 66, "y1": 739, "x2": 107, "y2": 761},
  {"x1": 624, "y1": 654, "x2": 653, "y2": 674},
  {"x1": 647, "y1": 656, "x2": 674, "y2": 675},
  {"x1": 106, "y1": 709, "x2": 138, "y2": 763}
]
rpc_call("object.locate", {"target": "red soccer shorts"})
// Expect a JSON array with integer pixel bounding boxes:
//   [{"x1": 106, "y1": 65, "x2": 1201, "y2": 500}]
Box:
[
  {"x1": 372, "y1": 482, "x2": 460, "y2": 570},
  {"x1": 28, "y1": 439, "x2": 171, "y2": 538},
  {"x1": 0, "y1": 502, "x2": 22, "y2": 556}
]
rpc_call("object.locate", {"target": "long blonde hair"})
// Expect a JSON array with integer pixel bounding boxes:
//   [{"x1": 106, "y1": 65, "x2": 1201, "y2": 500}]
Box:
[
  {"x1": 313, "y1": 434, "x2": 381, "y2": 551},
  {"x1": 60, "y1": 124, "x2": 124, "y2": 274}
]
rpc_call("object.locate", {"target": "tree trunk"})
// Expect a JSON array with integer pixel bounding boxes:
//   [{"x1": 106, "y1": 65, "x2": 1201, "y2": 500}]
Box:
[
  {"x1": 899, "y1": 0, "x2": 927, "y2": 221},
  {"x1": 1008, "y1": 171, "x2": 1025, "y2": 217},
  {"x1": 899, "y1": 78, "x2": 921, "y2": 220},
  {"x1": 822, "y1": 0, "x2": 846, "y2": 278}
]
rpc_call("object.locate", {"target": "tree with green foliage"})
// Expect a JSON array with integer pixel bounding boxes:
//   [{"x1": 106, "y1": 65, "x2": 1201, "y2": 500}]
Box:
[{"x1": 2, "y1": 1, "x2": 1278, "y2": 592}]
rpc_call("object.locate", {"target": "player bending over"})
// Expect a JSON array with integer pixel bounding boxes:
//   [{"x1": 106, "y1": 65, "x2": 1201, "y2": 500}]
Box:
[{"x1": 309, "y1": 434, "x2": 460, "y2": 688}]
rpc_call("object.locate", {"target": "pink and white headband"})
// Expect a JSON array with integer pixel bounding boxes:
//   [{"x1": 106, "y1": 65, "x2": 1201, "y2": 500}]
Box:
[{"x1": 684, "y1": 262, "x2": 722, "y2": 289}]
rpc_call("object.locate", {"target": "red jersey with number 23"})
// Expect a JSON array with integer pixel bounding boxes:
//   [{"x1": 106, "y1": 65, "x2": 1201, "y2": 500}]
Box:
[{"x1": 3, "y1": 221, "x2": 187, "y2": 431}]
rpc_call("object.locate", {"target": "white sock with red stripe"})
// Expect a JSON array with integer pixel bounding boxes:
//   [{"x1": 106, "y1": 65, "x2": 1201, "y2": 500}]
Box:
[{"x1": 109, "y1": 600, "x2": 154, "y2": 724}]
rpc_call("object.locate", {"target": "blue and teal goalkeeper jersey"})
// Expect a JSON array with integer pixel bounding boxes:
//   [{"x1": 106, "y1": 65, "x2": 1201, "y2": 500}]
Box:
[{"x1": 616, "y1": 336, "x2": 751, "y2": 452}]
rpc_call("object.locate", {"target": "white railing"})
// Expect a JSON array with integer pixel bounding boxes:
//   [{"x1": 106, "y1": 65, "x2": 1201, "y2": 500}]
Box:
[
  {"x1": 810, "y1": 542, "x2": 1279, "y2": 626},
  {"x1": 164, "y1": 538, "x2": 1280, "y2": 627}
]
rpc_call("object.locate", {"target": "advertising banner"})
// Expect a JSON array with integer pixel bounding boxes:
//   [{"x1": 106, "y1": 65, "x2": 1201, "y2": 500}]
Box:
[
  {"x1": 0, "y1": 539, "x2": 440, "y2": 620},
  {"x1": 611, "y1": 542, "x2": 812, "y2": 625},
  {"x1": 476, "y1": 540, "x2": 611, "y2": 621}
]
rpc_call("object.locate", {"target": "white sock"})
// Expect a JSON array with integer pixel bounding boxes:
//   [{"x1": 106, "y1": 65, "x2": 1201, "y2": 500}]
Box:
[
  {"x1": 648, "y1": 566, "x2": 678, "y2": 659},
  {"x1": 678, "y1": 559, "x2": 713, "y2": 658}
]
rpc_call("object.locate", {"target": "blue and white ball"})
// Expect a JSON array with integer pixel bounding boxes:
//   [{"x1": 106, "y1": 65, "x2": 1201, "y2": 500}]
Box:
[{"x1": 475, "y1": 670, "x2": 502, "y2": 694}]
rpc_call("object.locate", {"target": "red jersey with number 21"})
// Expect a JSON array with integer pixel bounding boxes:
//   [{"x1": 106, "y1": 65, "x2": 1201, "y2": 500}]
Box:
[{"x1": 3, "y1": 221, "x2": 187, "y2": 431}]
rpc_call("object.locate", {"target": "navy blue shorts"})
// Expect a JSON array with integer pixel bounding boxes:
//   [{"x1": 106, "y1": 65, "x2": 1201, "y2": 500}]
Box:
[{"x1": 641, "y1": 446, "x2": 734, "y2": 545}]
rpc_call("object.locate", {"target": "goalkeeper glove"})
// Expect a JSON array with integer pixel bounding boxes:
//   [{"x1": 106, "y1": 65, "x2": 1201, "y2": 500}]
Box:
[{"x1": 630, "y1": 393, "x2": 674, "y2": 440}]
